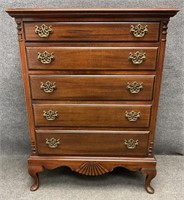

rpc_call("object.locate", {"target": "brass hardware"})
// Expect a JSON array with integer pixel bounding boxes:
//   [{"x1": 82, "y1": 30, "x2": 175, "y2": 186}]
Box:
[
  {"x1": 46, "y1": 138, "x2": 60, "y2": 148},
  {"x1": 127, "y1": 81, "x2": 143, "y2": 93},
  {"x1": 43, "y1": 110, "x2": 58, "y2": 121},
  {"x1": 35, "y1": 24, "x2": 53, "y2": 38},
  {"x1": 130, "y1": 24, "x2": 148, "y2": 38},
  {"x1": 128, "y1": 51, "x2": 146, "y2": 65},
  {"x1": 40, "y1": 81, "x2": 56, "y2": 93},
  {"x1": 124, "y1": 139, "x2": 139, "y2": 149},
  {"x1": 125, "y1": 110, "x2": 140, "y2": 122},
  {"x1": 38, "y1": 51, "x2": 54, "y2": 64}
]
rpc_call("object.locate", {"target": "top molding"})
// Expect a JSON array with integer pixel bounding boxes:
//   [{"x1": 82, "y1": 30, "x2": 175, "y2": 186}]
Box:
[{"x1": 6, "y1": 8, "x2": 179, "y2": 19}]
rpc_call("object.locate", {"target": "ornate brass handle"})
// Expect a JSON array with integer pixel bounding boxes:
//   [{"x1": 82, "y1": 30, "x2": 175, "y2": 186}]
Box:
[
  {"x1": 38, "y1": 51, "x2": 54, "y2": 64},
  {"x1": 128, "y1": 51, "x2": 146, "y2": 65},
  {"x1": 127, "y1": 81, "x2": 143, "y2": 94},
  {"x1": 124, "y1": 139, "x2": 139, "y2": 149},
  {"x1": 40, "y1": 81, "x2": 56, "y2": 93},
  {"x1": 130, "y1": 24, "x2": 148, "y2": 38},
  {"x1": 46, "y1": 138, "x2": 60, "y2": 148},
  {"x1": 35, "y1": 24, "x2": 53, "y2": 38},
  {"x1": 43, "y1": 110, "x2": 58, "y2": 121},
  {"x1": 125, "y1": 110, "x2": 140, "y2": 122}
]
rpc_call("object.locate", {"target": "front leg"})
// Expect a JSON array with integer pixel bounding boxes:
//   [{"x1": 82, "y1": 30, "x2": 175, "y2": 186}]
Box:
[
  {"x1": 28, "y1": 165, "x2": 44, "y2": 191},
  {"x1": 140, "y1": 168, "x2": 157, "y2": 194}
]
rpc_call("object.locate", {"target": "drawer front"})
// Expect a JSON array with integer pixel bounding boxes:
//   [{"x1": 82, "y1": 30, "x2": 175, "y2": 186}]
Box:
[
  {"x1": 27, "y1": 47, "x2": 158, "y2": 70},
  {"x1": 30, "y1": 75, "x2": 155, "y2": 100},
  {"x1": 33, "y1": 104, "x2": 151, "y2": 127},
  {"x1": 24, "y1": 22, "x2": 159, "y2": 42},
  {"x1": 36, "y1": 130, "x2": 149, "y2": 156}
]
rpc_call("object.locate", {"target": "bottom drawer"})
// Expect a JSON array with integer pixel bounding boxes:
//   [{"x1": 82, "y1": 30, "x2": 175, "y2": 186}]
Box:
[{"x1": 36, "y1": 130, "x2": 149, "y2": 156}]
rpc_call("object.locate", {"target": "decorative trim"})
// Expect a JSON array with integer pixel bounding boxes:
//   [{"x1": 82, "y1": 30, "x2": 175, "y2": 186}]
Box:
[
  {"x1": 161, "y1": 21, "x2": 169, "y2": 42},
  {"x1": 75, "y1": 161, "x2": 109, "y2": 176},
  {"x1": 43, "y1": 110, "x2": 58, "y2": 121},
  {"x1": 38, "y1": 51, "x2": 55, "y2": 64},
  {"x1": 46, "y1": 138, "x2": 60, "y2": 149},
  {"x1": 28, "y1": 156, "x2": 156, "y2": 192},
  {"x1": 6, "y1": 9, "x2": 179, "y2": 19},
  {"x1": 148, "y1": 142, "x2": 154, "y2": 156},
  {"x1": 31, "y1": 141, "x2": 36, "y2": 154},
  {"x1": 35, "y1": 24, "x2": 53, "y2": 38},
  {"x1": 15, "y1": 19, "x2": 23, "y2": 41},
  {"x1": 127, "y1": 81, "x2": 143, "y2": 94},
  {"x1": 130, "y1": 24, "x2": 148, "y2": 38},
  {"x1": 40, "y1": 81, "x2": 56, "y2": 93},
  {"x1": 124, "y1": 139, "x2": 139, "y2": 149},
  {"x1": 125, "y1": 110, "x2": 140, "y2": 122},
  {"x1": 128, "y1": 51, "x2": 146, "y2": 65}
]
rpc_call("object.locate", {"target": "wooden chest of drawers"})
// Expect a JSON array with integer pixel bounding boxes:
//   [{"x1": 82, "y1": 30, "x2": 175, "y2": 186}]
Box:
[{"x1": 6, "y1": 8, "x2": 179, "y2": 193}]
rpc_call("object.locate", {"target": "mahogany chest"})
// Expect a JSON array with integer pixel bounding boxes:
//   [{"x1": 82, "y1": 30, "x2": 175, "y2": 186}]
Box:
[{"x1": 6, "y1": 8, "x2": 179, "y2": 193}]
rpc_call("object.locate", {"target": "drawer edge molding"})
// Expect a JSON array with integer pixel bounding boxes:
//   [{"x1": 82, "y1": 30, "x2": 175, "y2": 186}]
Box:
[
  {"x1": 26, "y1": 47, "x2": 158, "y2": 70},
  {"x1": 35, "y1": 130, "x2": 150, "y2": 156},
  {"x1": 33, "y1": 104, "x2": 152, "y2": 128}
]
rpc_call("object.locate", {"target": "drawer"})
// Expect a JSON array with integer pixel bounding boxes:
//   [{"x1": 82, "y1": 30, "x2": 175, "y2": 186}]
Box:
[
  {"x1": 26, "y1": 47, "x2": 158, "y2": 70},
  {"x1": 36, "y1": 130, "x2": 149, "y2": 156},
  {"x1": 33, "y1": 104, "x2": 151, "y2": 127},
  {"x1": 24, "y1": 22, "x2": 159, "y2": 42},
  {"x1": 30, "y1": 75, "x2": 155, "y2": 100}
]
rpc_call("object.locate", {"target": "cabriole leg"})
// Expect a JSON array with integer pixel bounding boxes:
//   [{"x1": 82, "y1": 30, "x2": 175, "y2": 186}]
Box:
[
  {"x1": 140, "y1": 168, "x2": 157, "y2": 194},
  {"x1": 28, "y1": 165, "x2": 44, "y2": 191}
]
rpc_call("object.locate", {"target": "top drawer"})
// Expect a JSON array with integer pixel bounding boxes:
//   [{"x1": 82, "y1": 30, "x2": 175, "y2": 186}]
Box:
[{"x1": 24, "y1": 22, "x2": 160, "y2": 42}]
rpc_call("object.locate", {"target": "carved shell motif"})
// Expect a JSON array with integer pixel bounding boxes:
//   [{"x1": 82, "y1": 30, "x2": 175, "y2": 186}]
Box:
[{"x1": 75, "y1": 162, "x2": 109, "y2": 176}]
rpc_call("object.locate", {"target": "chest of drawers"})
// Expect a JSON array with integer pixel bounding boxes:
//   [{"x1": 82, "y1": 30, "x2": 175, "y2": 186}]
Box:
[{"x1": 6, "y1": 8, "x2": 178, "y2": 193}]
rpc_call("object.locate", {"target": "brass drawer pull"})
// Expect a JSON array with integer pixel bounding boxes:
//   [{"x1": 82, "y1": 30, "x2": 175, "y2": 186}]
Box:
[
  {"x1": 127, "y1": 81, "x2": 143, "y2": 94},
  {"x1": 124, "y1": 139, "x2": 139, "y2": 149},
  {"x1": 40, "y1": 81, "x2": 56, "y2": 93},
  {"x1": 128, "y1": 51, "x2": 146, "y2": 65},
  {"x1": 125, "y1": 110, "x2": 140, "y2": 122},
  {"x1": 130, "y1": 24, "x2": 148, "y2": 38},
  {"x1": 35, "y1": 24, "x2": 53, "y2": 38},
  {"x1": 43, "y1": 110, "x2": 58, "y2": 121},
  {"x1": 38, "y1": 51, "x2": 54, "y2": 64},
  {"x1": 46, "y1": 138, "x2": 60, "y2": 148}
]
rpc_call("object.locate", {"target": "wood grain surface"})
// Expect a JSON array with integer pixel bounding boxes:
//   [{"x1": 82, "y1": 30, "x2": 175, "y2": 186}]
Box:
[
  {"x1": 27, "y1": 47, "x2": 158, "y2": 70},
  {"x1": 36, "y1": 130, "x2": 149, "y2": 156},
  {"x1": 24, "y1": 22, "x2": 159, "y2": 42},
  {"x1": 30, "y1": 75, "x2": 155, "y2": 100}
]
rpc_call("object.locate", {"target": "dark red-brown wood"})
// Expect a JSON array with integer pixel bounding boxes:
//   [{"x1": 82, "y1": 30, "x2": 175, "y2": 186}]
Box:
[
  {"x1": 5, "y1": 8, "x2": 179, "y2": 193},
  {"x1": 24, "y1": 22, "x2": 160, "y2": 42},
  {"x1": 36, "y1": 130, "x2": 149, "y2": 156},
  {"x1": 33, "y1": 103, "x2": 151, "y2": 127},
  {"x1": 30, "y1": 75, "x2": 155, "y2": 100},
  {"x1": 27, "y1": 47, "x2": 158, "y2": 70}
]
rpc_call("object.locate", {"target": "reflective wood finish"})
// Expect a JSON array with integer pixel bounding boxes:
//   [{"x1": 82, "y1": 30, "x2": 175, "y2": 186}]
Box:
[
  {"x1": 24, "y1": 22, "x2": 160, "y2": 42},
  {"x1": 36, "y1": 130, "x2": 149, "y2": 156},
  {"x1": 30, "y1": 75, "x2": 155, "y2": 100},
  {"x1": 26, "y1": 47, "x2": 158, "y2": 70},
  {"x1": 33, "y1": 103, "x2": 151, "y2": 127},
  {"x1": 6, "y1": 8, "x2": 179, "y2": 193}
]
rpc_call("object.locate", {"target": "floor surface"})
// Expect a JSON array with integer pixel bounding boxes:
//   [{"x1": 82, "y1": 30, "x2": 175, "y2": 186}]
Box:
[{"x1": 0, "y1": 155, "x2": 183, "y2": 200}]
